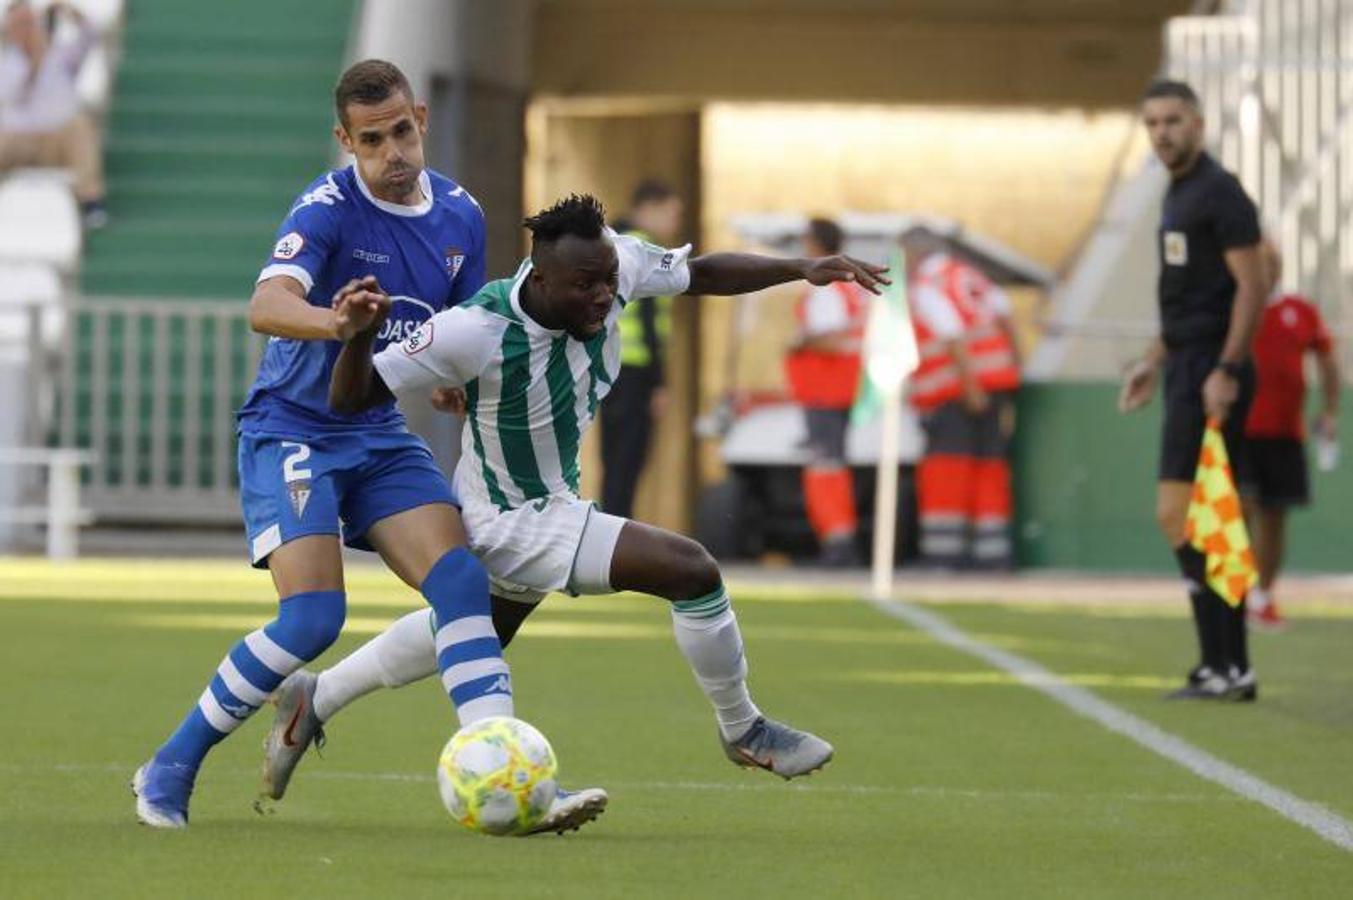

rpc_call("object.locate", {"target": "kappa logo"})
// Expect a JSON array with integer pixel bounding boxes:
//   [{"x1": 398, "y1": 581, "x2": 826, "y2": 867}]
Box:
[
  {"x1": 448, "y1": 184, "x2": 481, "y2": 210},
  {"x1": 289, "y1": 480, "x2": 312, "y2": 518},
  {"x1": 483, "y1": 675, "x2": 512, "y2": 695},
  {"x1": 273, "y1": 231, "x2": 305, "y2": 260},
  {"x1": 445, "y1": 246, "x2": 465, "y2": 280},
  {"x1": 292, "y1": 172, "x2": 345, "y2": 210},
  {"x1": 404, "y1": 320, "x2": 433, "y2": 355},
  {"x1": 352, "y1": 248, "x2": 390, "y2": 265},
  {"x1": 219, "y1": 698, "x2": 253, "y2": 719}
]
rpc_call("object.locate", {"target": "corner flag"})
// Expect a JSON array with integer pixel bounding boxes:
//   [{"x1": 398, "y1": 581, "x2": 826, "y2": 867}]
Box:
[
  {"x1": 856, "y1": 247, "x2": 920, "y2": 601},
  {"x1": 852, "y1": 247, "x2": 919, "y2": 423},
  {"x1": 1184, "y1": 419, "x2": 1256, "y2": 606}
]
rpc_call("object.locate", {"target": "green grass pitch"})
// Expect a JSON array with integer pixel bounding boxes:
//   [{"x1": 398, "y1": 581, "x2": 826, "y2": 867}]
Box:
[{"x1": 1, "y1": 559, "x2": 1351, "y2": 898}]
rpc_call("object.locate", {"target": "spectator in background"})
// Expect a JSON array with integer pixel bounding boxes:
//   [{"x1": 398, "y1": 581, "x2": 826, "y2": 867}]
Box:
[
  {"x1": 784, "y1": 217, "x2": 867, "y2": 567},
  {"x1": 0, "y1": 0, "x2": 106, "y2": 228},
  {"x1": 904, "y1": 228, "x2": 1021, "y2": 570},
  {"x1": 1243, "y1": 237, "x2": 1341, "y2": 629},
  {"x1": 600, "y1": 179, "x2": 685, "y2": 518}
]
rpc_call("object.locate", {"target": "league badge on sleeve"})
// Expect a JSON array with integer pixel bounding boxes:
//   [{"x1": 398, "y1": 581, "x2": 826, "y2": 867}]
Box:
[
  {"x1": 445, "y1": 247, "x2": 465, "y2": 280},
  {"x1": 273, "y1": 231, "x2": 306, "y2": 260},
  {"x1": 404, "y1": 320, "x2": 433, "y2": 355}
]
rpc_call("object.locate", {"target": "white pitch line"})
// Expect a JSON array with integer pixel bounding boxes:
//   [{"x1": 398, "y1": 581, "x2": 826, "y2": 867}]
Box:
[
  {"x1": 866, "y1": 596, "x2": 1353, "y2": 853},
  {"x1": 14, "y1": 763, "x2": 1226, "y2": 805}
]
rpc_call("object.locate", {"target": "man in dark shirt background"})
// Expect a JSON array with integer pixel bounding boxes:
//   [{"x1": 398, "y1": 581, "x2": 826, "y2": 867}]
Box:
[
  {"x1": 602, "y1": 179, "x2": 685, "y2": 518},
  {"x1": 1118, "y1": 79, "x2": 1267, "y2": 701}
]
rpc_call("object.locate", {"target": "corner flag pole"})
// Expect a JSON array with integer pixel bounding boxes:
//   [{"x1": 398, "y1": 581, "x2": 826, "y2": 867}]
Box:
[
  {"x1": 864, "y1": 249, "x2": 919, "y2": 601},
  {"x1": 871, "y1": 380, "x2": 903, "y2": 600}
]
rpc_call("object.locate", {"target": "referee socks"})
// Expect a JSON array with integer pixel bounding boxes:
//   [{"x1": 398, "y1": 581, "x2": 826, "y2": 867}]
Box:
[{"x1": 1174, "y1": 544, "x2": 1240, "y2": 672}]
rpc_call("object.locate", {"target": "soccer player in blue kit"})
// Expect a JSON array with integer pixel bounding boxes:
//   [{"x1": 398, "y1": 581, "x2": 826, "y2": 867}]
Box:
[{"x1": 133, "y1": 60, "x2": 597, "y2": 832}]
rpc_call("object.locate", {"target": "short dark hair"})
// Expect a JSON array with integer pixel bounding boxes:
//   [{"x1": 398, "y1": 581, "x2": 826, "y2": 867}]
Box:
[
  {"x1": 524, "y1": 194, "x2": 608, "y2": 250},
  {"x1": 807, "y1": 217, "x2": 843, "y2": 255},
  {"x1": 1142, "y1": 79, "x2": 1200, "y2": 109},
  {"x1": 335, "y1": 59, "x2": 414, "y2": 128},
  {"x1": 630, "y1": 178, "x2": 677, "y2": 208}
]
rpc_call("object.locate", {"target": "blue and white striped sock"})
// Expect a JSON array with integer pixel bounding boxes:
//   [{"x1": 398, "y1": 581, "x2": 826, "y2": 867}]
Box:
[
  {"x1": 155, "y1": 590, "x2": 346, "y2": 769},
  {"x1": 672, "y1": 585, "x2": 761, "y2": 741},
  {"x1": 422, "y1": 548, "x2": 513, "y2": 726}
]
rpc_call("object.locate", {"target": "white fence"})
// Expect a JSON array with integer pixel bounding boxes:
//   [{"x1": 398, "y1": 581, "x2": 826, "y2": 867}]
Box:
[
  {"x1": 55, "y1": 297, "x2": 263, "y2": 523},
  {"x1": 3, "y1": 296, "x2": 261, "y2": 547}
]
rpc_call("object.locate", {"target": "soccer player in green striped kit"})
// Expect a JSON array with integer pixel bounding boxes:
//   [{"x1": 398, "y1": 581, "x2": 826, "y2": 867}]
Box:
[{"x1": 263, "y1": 195, "x2": 888, "y2": 824}]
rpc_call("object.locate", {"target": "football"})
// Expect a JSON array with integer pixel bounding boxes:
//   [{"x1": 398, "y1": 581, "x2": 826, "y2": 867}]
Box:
[{"x1": 436, "y1": 716, "x2": 559, "y2": 835}]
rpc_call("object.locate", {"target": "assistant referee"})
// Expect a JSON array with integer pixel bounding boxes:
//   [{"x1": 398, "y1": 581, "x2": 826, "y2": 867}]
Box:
[{"x1": 1118, "y1": 80, "x2": 1267, "y2": 701}]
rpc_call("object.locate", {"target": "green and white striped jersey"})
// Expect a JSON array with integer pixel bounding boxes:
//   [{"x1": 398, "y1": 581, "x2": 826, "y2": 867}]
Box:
[{"x1": 373, "y1": 232, "x2": 691, "y2": 512}]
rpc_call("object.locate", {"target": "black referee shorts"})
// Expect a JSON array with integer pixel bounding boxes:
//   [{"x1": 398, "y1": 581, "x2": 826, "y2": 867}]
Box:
[
  {"x1": 1248, "y1": 437, "x2": 1310, "y2": 509},
  {"x1": 1159, "y1": 346, "x2": 1254, "y2": 488}
]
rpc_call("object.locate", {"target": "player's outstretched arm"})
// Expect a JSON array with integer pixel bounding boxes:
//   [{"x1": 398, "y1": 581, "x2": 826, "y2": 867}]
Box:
[
  {"x1": 329, "y1": 280, "x2": 394, "y2": 415},
  {"x1": 685, "y1": 252, "x2": 890, "y2": 297}
]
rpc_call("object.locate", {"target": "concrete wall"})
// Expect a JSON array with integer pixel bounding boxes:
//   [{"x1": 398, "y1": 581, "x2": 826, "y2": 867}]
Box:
[
  {"x1": 532, "y1": 4, "x2": 1183, "y2": 108},
  {"x1": 1015, "y1": 383, "x2": 1353, "y2": 572}
]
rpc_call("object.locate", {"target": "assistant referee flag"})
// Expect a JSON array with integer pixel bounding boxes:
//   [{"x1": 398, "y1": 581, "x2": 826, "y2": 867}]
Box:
[{"x1": 1184, "y1": 419, "x2": 1257, "y2": 606}]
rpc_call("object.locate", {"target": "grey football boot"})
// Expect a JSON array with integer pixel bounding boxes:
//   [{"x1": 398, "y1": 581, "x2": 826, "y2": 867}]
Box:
[
  {"x1": 721, "y1": 717, "x2": 834, "y2": 779},
  {"x1": 264, "y1": 669, "x2": 609, "y2": 833},
  {"x1": 261, "y1": 669, "x2": 325, "y2": 801},
  {"x1": 519, "y1": 787, "x2": 610, "y2": 836}
]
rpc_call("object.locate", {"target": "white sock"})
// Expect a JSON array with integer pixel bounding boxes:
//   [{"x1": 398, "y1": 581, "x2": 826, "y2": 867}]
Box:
[
  {"x1": 671, "y1": 588, "x2": 761, "y2": 741},
  {"x1": 312, "y1": 608, "x2": 438, "y2": 722}
]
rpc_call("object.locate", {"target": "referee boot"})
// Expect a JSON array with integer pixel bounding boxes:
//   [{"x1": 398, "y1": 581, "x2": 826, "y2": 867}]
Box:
[{"x1": 1167, "y1": 665, "x2": 1256, "y2": 702}]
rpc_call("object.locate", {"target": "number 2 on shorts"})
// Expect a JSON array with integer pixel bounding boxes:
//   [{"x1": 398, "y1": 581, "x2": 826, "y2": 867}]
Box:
[{"x1": 280, "y1": 441, "x2": 312, "y2": 484}]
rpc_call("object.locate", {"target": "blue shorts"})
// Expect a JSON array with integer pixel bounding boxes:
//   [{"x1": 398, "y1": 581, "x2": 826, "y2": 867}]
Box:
[{"x1": 238, "y1": 429, "x2": 456, "y2": 568}]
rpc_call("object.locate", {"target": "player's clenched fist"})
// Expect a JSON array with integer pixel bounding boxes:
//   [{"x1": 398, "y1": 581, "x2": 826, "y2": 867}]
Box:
[{"x1": 332, "y1": 275, "x2": 391, "y2": 341}]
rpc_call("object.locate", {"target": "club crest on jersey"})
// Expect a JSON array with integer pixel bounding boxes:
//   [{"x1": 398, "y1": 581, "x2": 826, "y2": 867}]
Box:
[
  {"x1": 273, "y1": 231, "x2": 305, "y2": 260},
  {"x1": 445, "y1": 247, "x2": 465, "y2": 279},
  {"x1": 288, "y1": 480, "x2": 312, "y2": 518}
]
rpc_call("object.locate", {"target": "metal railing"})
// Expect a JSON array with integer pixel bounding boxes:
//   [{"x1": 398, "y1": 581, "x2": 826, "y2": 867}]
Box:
[
  {"x1": 0, "y1": 447, "x2": 95, "y2": 558},
  {"x1": 53, "y1": 296, "x2": 262, "y2": 524},
  {"x1": 1167, "y1": 0, "x2": 1353, "y2": 340}
]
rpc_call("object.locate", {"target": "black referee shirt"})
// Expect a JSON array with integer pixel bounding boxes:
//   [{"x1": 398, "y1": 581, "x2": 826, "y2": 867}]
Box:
[{"x1": 1157, "y1": 152, "x2": 1261, "y2": 349}]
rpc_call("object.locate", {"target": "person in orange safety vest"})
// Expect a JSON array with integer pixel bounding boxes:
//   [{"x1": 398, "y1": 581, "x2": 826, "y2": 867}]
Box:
[
  {"x1": 902, "y1": 229, "x2": 1020, "y2": 569},
  {"x1": 785, "y1": 218, "x2": 869, "y2": 567}
]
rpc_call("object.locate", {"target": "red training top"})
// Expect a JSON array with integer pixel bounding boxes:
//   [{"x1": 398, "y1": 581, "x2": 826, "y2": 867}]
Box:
[{"x1": 1245, "y1": 294, "x2": 1332, "y2": 440}]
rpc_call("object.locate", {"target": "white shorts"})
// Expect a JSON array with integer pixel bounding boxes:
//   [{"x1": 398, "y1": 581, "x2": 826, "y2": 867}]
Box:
[{"x1": 458, "y1": 489, "x2": 627, "y2": 606}]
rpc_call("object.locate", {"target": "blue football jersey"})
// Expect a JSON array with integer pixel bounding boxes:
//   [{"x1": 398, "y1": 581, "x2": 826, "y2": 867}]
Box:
[{"x1": 238, "y1": 164, "x2": 487, "y2": 435}]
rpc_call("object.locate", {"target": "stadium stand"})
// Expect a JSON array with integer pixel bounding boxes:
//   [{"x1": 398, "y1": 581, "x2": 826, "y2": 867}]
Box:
[
  {"x1": 0, "y1": 0, "x2": 120, "y2": 551},
  {"x1": 0, "y1": 170, "x2": 80, "y2": 270},
  {"x1": 81, "y1": 0, "x2": 355, "y2": 297},
  {"x1": 0, "y1": 0, "x2": 355, "y2": 552},
  {"x1": 49, "y1": 0, "x2": 357, "y2": 532}
]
